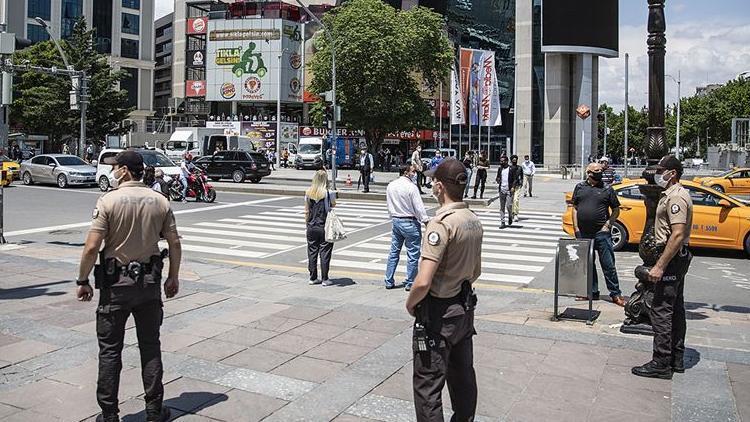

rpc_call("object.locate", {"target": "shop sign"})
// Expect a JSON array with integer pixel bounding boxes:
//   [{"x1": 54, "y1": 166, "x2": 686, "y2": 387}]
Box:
[
  {"x1": 209, "y1": 28, "x2": 280, "y2": 42},
  {"x1": 185, "y1": 80, "x2": 206, "y2": 97},
  {"x1": 187, "y1": 17, "x2": 208, "y2": 35},
  {"x1": 189, "y1": 50, "x2": 205, "y2": 66},
  {"x1": 300, "y1": 126, "x2": 365, "y2": 137}
]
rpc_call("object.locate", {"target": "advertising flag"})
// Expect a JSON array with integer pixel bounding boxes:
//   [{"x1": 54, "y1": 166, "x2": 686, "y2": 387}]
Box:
[
  {"x1": 479, "y1": 51, "x2": 503, "y2": 126},
  {"x1": 469, "y1": 50, "x2": 483, "y2": 126},
  {"x1": 459, "y1": 48, "x2": 473, "y2": 121},
  {"x1": 450, "y1": 65, "x2": 465, "y2": 125}
]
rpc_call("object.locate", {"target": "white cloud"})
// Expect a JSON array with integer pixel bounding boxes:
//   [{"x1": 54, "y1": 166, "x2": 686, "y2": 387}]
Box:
[
  {"x1": 599, "y1": 19, "x2": 750, "y2": 111},
  {"x1": 155, "y1": 0, "x2": 173, "y2": 19}
]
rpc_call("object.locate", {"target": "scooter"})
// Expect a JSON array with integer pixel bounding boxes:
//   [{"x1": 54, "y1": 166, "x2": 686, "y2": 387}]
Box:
[{"x1": 169, "y1": 169, "x2": 216, "y2": 203}]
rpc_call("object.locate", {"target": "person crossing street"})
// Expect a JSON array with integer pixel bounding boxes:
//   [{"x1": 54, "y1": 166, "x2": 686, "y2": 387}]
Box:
[
  {"x1": 521, "y1": 154, "x2": 536, "y2": 197},
  {"x1": 510, "y1": 155, "x2": 523, "y2": 220},
  {"x1": 495, "y1": 155, "x2": 519, "y2": 228},
  {"x1": 472, "y1": 151, "x2": 489, "y2": 199},
  {"x1": 359, "y1": 147, "x2": 374, "y2": 193},
  {"x1": 406, "y1": 158, "x2": 482, "y2": 422},
  {"x1": 411, "y1": 145, "x2": 425, "y2": 194}
]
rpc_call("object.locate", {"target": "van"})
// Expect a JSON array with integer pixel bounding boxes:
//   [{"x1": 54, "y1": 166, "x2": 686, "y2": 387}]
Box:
[{"x1": 295, "y1": 137, "x2": 325, "y2": 169}]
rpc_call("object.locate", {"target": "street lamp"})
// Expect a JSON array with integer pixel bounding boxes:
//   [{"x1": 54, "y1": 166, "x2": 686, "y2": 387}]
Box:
[
  {"x1": 293, "y1": 0, "x2": 337, "y2": 191},
  {"x1": 276, "y1": 47, "x2": 289, "y2": 168},
  {"x1": 35, "y1": 17, "x2": 87, "y2": 160},
  {"x1": 666, "y1": 71, "x2": 681, "y2": 160},
  {"x1": 737, "y1": 71, "x2": 750, "y2": 79}
]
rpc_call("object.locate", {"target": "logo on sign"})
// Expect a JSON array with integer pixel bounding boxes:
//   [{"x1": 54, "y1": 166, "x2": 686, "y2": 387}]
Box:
[
  {"x1": 192, "y1": 51, "x2": 204, "y2": 66},
  {"x1": 189, "y1": 80, "x2": 205, "y2": 96},
  {"x1": 244, "y1": 77, "x2": 261, "y2": 94},
  {"x1": 216, "y1": 47, "x2": 242, "y2": 66},
  {"x1": 301, "y1": 127, "x2": 312, "y2": 136},
  {"x1": 289, "y1": 78, "x2": 301, "y2": 94},
  {"x1": 192, "y1": 18, "x2": 206, "y2": 33},
  {"x1": 282, "y1": 25, "x2": 301, "y2": 42},
  {"x1": 220, "y1": 82, "x2": 236, "y2": 99},
  {"x1": 289, "y1": 52, "x2": 302, "y2": 70},
  {"x1": 233, "y1": 42, "x2": 267, "y2": 78}
]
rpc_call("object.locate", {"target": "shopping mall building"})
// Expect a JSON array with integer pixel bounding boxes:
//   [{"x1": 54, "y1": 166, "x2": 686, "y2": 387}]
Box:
[{"x1": 164, "y1": 0, "x2": 616, "y2": 166}]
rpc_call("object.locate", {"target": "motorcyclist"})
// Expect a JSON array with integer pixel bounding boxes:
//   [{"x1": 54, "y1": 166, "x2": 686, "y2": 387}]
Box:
[
  {"x1": 153, "y1": 168, "x2": 170, "y2": 199},
  {"x1": 179, "y1": 154, "x2": 196, "y2": 202}
]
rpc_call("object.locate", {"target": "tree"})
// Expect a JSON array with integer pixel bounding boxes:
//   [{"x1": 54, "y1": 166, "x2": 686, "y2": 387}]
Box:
[
  {"x1": 309, "y1": 0, "x2": 452, "y2": 151},
  {"x1": 10, "y1": 18, "x2": 134, "y2": 152}
]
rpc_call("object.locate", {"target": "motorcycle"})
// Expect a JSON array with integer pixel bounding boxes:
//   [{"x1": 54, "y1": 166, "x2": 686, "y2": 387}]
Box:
[{"x1": 169, "y1": 169, "x2": 216, "y2": 203}]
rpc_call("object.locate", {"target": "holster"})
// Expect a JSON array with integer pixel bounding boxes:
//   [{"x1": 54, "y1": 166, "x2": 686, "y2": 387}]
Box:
[
  {"x1": 93, "y1": 249, "x2": 168, "y2": 289},
  {"x1": 93, "y1": 251, "x2": 118, "y2": 290},
  {"x1": 461, "y1": 280, "x2": 478, "y2": 312}
]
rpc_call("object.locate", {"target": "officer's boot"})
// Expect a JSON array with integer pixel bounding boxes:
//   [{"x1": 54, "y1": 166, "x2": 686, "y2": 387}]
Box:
[
  {"x1": 672, "y1": 355, "x2": 685, "y2": 373},
  {"x1": 96, "y1": 413, "x2": 120, "y2": 422},
  {"x1": 631, "y1": 360, "x2": 673, "y2": 379},
  {"x1": 146, "y1": 407, "x2": 171, "y2": 422}
]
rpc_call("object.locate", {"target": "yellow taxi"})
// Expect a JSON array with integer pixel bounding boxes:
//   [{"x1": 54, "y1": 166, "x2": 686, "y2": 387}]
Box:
[
  {"x1": 562, "y1": 179, "x2": 750, "y2": 256},
  {"x1": 1, "y1": 154, "x2": 19, "y2": 187},
  {"x1": 693, "y1": 168, "x2": 750, "y2": 194}
]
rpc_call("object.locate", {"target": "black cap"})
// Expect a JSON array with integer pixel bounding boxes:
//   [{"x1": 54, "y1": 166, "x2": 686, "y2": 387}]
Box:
[
  {"x1": 103, "y1": 150, "x2": 143, "y2": 173},
  {"x1": 656, "y1": 155, "x2": 682, "y2": 173},
  {"x1": 424, "y1": 158, "x2": 468, "y2": 185}
]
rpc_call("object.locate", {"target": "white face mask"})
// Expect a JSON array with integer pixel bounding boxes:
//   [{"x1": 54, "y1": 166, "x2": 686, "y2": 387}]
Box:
[
  {"x1": 109, "y1": 167, "x2": 126, "y2": 189},
  {"x1": 655, "y1": 171, "x2": 671, "y2": 188}
]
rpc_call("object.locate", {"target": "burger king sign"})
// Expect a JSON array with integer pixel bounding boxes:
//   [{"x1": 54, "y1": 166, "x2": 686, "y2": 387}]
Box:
[
  {"x1": 220, "y1": 82, "x2": 236, "y2": 99},
  {"x1": 187, "y1": 17, "x2": 207, "y2": 35}
]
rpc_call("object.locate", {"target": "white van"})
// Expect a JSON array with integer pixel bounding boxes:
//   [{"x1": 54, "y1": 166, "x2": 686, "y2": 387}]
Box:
[
  {"x1": 295, "y1": 137, "x2": 325, "y2": 169},
  {"x1": 160, "y1": 139, "x2": 200, "y2": 163}
]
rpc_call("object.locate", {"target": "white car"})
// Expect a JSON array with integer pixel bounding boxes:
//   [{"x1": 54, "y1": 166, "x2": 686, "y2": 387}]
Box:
[{"x1": 96, "y1": 148, "x2": 182, "y2": 191}]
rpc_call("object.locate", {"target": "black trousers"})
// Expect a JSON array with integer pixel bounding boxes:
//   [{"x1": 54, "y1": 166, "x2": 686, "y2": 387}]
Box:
[
  {"x1": 360, "y1": 169, "x2": 371, "y2": 192},
  {"x1": 97, "y1": 285, "x2": 163, "y2": 417},
  {"x1": 473, "y1": 169, "x2": 487, "y2": 198},
  {"x1": 307, "y1": 226, "x2": 333, "y2": 281},
  {"x1": 416, "y1": 171, "x2": 426, "y2": 192},
  {"x1": 413, "y1": 302, "x2": 477, "y2": 422},
  {"x1": 651, "y1": 247, "x2": 692, "y2": 366}
]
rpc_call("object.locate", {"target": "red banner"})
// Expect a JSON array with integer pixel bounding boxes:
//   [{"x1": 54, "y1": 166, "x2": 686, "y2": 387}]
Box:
[
  {"x1": 186, "y1": 17, "x2": 208, "y2": 35},
  {"x1": 459, "y1": 48, "x2": 473, "y2": 119},
  {"x1": 185, "y1": 80, "x2": 206, "y2": 97}
]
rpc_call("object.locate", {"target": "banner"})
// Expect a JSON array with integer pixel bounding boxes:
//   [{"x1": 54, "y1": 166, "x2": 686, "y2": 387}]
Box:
[
  {"x1": 468, "y1": 50, "x2": 483, "y2": 126},
  {"x1": 450, "y1": 66, "x2": 465, "y2": 125},
  {"x1": 459, "y1": 48, "x2": 473, "y2": 122},
  {"x1": 479, "y1": 51, "x2": 503, "y2": 127}
]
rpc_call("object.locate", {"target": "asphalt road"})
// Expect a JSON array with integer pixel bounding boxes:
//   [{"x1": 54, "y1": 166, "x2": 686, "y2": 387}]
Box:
[{"x1": 2, "y1": 182, "x2": 748, "y2": 313}]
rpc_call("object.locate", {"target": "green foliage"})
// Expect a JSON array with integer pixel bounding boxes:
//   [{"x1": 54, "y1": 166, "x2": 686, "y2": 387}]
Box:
[
  {"x1": 309, "y1": 0, "x2": 452, "y2": 151},
  {"x1": 10, "y1": 18, "x2": 134, "y2": 152},
  {"x1": 308, "y1": 99, "x2": 326, "y2": 128},
  {"x1": 597, "y1": 104, "x2": 648, "y2": 161}
]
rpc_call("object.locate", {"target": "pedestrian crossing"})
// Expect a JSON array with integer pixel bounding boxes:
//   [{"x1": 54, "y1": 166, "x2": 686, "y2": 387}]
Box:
[
  {"x1": 324, "y1": 209, "x2": 567, "y2": 287},
  {"x1": 173, "y1": 201, "x2": 391, "y2": 259}
]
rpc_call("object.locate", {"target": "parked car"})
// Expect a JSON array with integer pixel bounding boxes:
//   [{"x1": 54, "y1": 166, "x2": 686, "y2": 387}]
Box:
[
  {"x1": 693, "y1": 168, "x2": 750, "y2": 194},
  {"x1": 20, "y1": 154, "x2": 96, "y2": 188},
  {"x1": 194, "y1": 150, "x2": 271, "y2": 183},
  {"x1": 562, "y1": 179, "x2": 750, "y2": 256},
  {"x1": 1, "y1": 154, "x2": 20, "y2": 186},
  {"x1": 96, "y1": 148, "x2": 182, "y2": 191}
]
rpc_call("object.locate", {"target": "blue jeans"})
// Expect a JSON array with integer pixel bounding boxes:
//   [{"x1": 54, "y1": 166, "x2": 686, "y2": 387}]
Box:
[
  {"x1": 591, "y1": 231, "x2": 621, "y2": 297},
  {"x1": 384, "y1": 218, "x2": 422, "y2": 288}
]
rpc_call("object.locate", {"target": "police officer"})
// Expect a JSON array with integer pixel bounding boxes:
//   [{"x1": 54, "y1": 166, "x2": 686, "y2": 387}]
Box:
[
  {"x1": 405, "y1": 158, "x2": 483, "y2": 422},
  {"x1": 76, "y1": 151, "x2": 182, "y2": 422},
  {"x1": 632, "y1": 155, "x2": 692, "y2": 379}
]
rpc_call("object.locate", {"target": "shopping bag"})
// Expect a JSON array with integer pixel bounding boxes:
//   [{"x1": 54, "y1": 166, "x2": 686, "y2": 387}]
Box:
[{"x1": 325, "y1": 210, "x2": 348, "y2": 242}]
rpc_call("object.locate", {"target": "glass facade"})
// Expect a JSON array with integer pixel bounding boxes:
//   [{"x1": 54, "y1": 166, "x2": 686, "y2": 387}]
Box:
[
  {"x1": 531, "y1": 0, "x2": 544, "y2": 162},
  {"x1": 121, "y1": 38, "x2": 139, "y2": 59},
  {"x1": 93, "y1": 0, "x2": 113, "y2": 53},
  {"x1": 61, "y1": 0, "x2": 83, "y2": 39},
  {"x1": 28, "y1": 0, "x2": 51, "y2": 20},
  {"x1": 122, "y1": 13, "x2": 140, "y2": 35},
  {"x1": 122, "y1": 0, "x2": 140, "y2": 10},
  {"x1": 27, "y1": 24, "x2": 50, "y2": 43},
  {"x1": 121, "y1": 67, "x2": 139, "y2": 108}
]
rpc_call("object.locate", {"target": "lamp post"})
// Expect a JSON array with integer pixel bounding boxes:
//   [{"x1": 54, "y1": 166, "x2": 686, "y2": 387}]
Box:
[
  {"x1": 276, "y1": 47, "x2": 289, "y2": 168},
  {"x1": 35, "y1": 17, "x2": 87, "y2": 159},
  {"x1": 666, "y1": 71, "x2": 681, "y2": 159},
  {"x1": 294, "y1": 0, "x2": 337, "y2": 191}
]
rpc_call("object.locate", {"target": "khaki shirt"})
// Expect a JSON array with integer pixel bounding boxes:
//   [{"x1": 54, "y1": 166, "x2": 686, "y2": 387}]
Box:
[
  {"x1": 655, "y1": 183, "x2": 692, "y2": 246},
  {"x1": 90, "y1": 181, "x2": 178, "y2": 264},
  {"x1": 421, "y1": 202, "x2": 483, "y2": 298}
]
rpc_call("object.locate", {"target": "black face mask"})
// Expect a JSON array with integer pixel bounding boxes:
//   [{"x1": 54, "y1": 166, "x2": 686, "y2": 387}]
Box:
[{"x1": 589, "y1": 172, "x2": 603, "y2": 182}]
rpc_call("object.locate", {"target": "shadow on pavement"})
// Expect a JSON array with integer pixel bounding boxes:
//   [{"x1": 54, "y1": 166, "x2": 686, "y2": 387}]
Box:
[
  {"x1": 0, "y1": 279, "x2": 70, "y2": 300},
  {"x1": 686, "y1": 302, "x2": 750, "y2": 315},
  {"x1": 328, "y1": 277, "x2": 356, "y2": 287},
  {"x1": 684, "y1": 348, "x2": 701, "y2": 370},
  {"x1": 121, "y1": 392, "x2": 229, "y2": 421}
]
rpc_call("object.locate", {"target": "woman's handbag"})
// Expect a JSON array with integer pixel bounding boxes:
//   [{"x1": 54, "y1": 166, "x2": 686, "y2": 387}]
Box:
[{"x1": 324, "y1": 193, "x2": 347, "y2": 242}]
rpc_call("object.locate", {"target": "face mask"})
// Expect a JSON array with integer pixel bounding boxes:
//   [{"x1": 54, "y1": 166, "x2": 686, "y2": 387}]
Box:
[
  {"x1": 109, "y1": 167, "x2": 126, "y2": 189},
  {"x1": 590, "y1": 172, "x2": 603, "y2": 182},
  {"x1": 655, "y1": 171, "x2": 671, "y2": 188},
  {"x1": 409, "y1": 174, "x2": 417, "y2": 184}
]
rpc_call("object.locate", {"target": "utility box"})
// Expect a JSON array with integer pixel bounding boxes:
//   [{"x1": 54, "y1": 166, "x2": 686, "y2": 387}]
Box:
[{"x1": 0, "y1": 33, "x2": 15, "y2": 55}]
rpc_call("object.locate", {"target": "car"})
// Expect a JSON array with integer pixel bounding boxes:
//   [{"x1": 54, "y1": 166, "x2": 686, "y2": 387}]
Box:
[
  {"x1": 421, "y1": 148, "x2": 457, "y2": 169},
  {"x1": 693, "y1": 167, "x2": 750, "y2": 194},
  {"x1": 194, "y1": 150, "x2": 271, "y2": 183},
  {"x1": 562, "y1": 179, "x2": 750, "y2": 256},
  {"x1": 1, "y1": 154, "x2": 20, "y2": 186},
  {"x1": 96, "y1": 148, "x2": 182, "y2": 191},
  {"x1": 19, "y1": 154, "x2": 97, "y2": 188}
]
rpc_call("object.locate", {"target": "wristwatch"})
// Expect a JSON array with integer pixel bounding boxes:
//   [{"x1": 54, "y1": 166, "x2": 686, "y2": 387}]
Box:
[{"x1": 76, "y1": 278, "x2": 90, "y2": 286}]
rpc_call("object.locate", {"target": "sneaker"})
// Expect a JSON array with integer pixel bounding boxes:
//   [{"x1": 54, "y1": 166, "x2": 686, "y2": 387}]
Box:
[
  {"x1": 322, "y1": 279, "x2": 334, "y2": 287},
  {"x1": 385, "y1": 283, "x2": 396, "y2": 290},
  {"x1": 632, "y1": 360, "x2": 673, "y2": 379},
  {"x1": 499, "y1": 222, "x2": 506, "y2": 229},
  {"x1": 146, "y1": 407, "x2": 171, "y2": 422},
  {"x1": 309, "y1": 279, "x2": 322, "y2": 285},
  {"x1": 96, "y1": 414, "x2": 120, "y2": 422},
  {"x1": 404, "y1": 284, "x2": 412, "y2": 292}
]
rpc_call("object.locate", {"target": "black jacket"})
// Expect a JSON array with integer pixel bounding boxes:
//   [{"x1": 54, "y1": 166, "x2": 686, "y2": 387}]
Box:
[{"x1": 495, "y1": 165, "x2": 521, "y2": 190}]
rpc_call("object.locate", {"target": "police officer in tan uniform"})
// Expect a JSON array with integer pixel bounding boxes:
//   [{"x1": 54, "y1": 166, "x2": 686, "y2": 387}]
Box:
[
  {"x1": 405, "y1": 158, "x2": 483, "y2": 422},
  {"x1": 76, "y1": 151, "x2": 182, "y2": 422},
  {"x1": 632, "y1": 155, "x2": 693, "y2": 379}
]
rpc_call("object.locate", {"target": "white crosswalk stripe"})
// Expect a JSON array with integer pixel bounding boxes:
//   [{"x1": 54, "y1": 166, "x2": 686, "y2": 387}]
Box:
[
  {"x1": 324, "y1": 210, "x2": 566, "y2": 287},
  {"x1": 175, "y1": 201, "x2": 391, "y2": 259}
]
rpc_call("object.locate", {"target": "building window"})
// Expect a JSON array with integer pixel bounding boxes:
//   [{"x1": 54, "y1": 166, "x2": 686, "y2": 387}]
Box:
[
  {"x1": 122, "y1": 0, "x2": 140, "y2": 10},
  {"x1": 28, "y1": 0, "x2": 51, "y2": 20},
  {"x1": 61, "y1": 0, "x2": 83, "y2": 39},
  {"x1": 121, "y1": 13, "x2": 140, "y2": 35},
  {"x1": 27, "y1": 24, "x2": 50, "y2": 44},
  {"x1": 94, "y1": 0, "x2": 113, "y2": 54},
  {"x1": 121, "y1": 38, "x2": 139, "y2": 59},
  {"x1": 121, "y1": 67, "x2": 139, "y2": 109}
]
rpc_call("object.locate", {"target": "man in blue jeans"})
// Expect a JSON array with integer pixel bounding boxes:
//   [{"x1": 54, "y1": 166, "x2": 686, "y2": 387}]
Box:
[
  {"x1": 571, "y1": 162, "x2": 627, "y2": 306},
  {"x1": 385, "y1": 163, "x2": 430, "y2": 291}
]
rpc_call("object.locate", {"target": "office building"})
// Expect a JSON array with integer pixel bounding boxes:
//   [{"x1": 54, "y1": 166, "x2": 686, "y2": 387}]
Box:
[
  {"x1": 1, "y1": 0, "x2": 155, "y2": 133},
  {"x1": 154, "y1": 12, "x2": 173, "y2": 116}
]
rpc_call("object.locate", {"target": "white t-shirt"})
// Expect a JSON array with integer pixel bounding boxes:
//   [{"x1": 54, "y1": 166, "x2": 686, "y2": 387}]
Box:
[{"x1": 500, "y1": 168, "x2": 510, "y2": 193}]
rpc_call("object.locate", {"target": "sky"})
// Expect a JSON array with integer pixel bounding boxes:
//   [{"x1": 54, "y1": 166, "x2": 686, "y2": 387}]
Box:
[{"x1": 155, "y1": 0, "x2": 750, "y2": 111}]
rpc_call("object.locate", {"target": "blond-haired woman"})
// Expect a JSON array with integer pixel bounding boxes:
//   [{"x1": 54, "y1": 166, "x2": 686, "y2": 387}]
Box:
[{"x1": 305, "y1": 169, "x2": 336, "y2": 286}]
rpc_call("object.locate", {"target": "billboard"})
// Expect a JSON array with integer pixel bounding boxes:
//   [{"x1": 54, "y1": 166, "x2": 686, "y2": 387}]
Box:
[
  {"x1": 186, "y1": 17, "x2": 208, "y2": 35},
  {"x1": 542, "y1": 0, "x2": 618, "y2": 58},
  {"x1": 205, "y1": 18, "x2": 304, "y2": 103},
  {"x1": 185, "y1": 80, "x2": 206, "y2": 97}
]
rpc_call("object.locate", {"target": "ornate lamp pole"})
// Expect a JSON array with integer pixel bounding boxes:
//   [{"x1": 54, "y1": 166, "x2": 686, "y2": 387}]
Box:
[{"x1": 622, "y1": 0, "x2": 669, "y2": 331}]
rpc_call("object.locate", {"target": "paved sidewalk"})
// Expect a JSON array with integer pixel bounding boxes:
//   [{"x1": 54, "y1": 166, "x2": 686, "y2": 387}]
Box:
[{"x1": 1, "y1": 243, "x2": 747, "y2": 421}]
